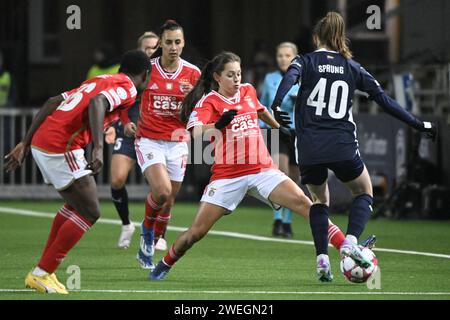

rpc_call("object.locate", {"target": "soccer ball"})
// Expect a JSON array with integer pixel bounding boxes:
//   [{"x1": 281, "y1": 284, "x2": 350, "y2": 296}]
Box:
[{"x1": 340, "y1": 246, "x2": 378, "y2": 283}]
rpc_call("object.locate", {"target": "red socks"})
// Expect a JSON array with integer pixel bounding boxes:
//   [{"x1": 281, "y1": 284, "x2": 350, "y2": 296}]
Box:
[
  {"x1": 328, "y1": 223, "x2": 345, "y2": 250},
  {"x1": 38, "y1": 205, "x2": 92, "y2": 274},
  {"x1": 144, "y1": 193, "x2": 172, "y2": 242},
  {"x1": 162, "y1": 244, "x2": 185, "y2": 267},
  {"x1": 144, "y1": 193, "x2": 162, "y2": 229},
  {"x1": 41, "y1": 204, "x2": 73, "y2": 255},
  {"x1": 154, "y1": 212, "x2": 171, "y2": 242}
]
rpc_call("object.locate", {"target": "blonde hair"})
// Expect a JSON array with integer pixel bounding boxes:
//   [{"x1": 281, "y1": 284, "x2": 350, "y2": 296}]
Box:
[
  {"x1": 313, "y1": 12, "x2": 353, "y2": 59},
  {"x1": 137, "y1": 31, "x2": 159, "y2": 49},
  {"x1": 276, "y1": 42, "x2": 298, "y2": 55}
]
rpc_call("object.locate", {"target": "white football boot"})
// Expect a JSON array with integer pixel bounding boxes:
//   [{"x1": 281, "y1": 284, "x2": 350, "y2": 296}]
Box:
[
  {"x1": 117, "y1": 223, "x2": 136, "y2": 249},
  {"x1": 155, "y1": 237, "x2": 168, "y2": 251}
]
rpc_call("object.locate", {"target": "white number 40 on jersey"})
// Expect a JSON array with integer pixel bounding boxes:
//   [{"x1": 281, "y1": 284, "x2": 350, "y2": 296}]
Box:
[{"x1": 307, "y1": 78, "x2": 349, "y2": 120}]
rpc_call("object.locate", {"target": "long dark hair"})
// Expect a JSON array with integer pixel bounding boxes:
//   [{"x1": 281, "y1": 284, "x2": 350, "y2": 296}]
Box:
[
  {"x1": 150, "y1": 20, "x2": 184, "y2": 60},
  {"x1": 313, "y1": 12, "x2": 353, "y2": 59},
  {"x1": 180, "y1": 52, "x2": 241, "y2": 123}
]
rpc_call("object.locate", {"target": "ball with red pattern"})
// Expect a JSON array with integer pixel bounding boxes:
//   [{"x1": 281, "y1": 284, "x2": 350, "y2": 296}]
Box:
[{"x1": 340, "y1": 246, "x2": 378, "y2": 283}]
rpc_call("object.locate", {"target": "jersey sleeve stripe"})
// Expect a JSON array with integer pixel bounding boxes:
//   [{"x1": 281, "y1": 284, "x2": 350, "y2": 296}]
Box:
[
  {"x1": 100, "y1": 91, "x2": 115, "y2": 111},
  {"x1": 129, "y1": 86, "x2": 137, "y2": 98},
  {"x1": 108, "y1": 89, "x2": 121, "y2": 106},
  {"x1": 186, "y1": 121, "x2": 204, "y2": 130}
]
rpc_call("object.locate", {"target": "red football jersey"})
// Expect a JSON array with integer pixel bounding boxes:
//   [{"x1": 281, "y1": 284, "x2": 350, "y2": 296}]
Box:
[
  {"x1": 137, "y1": 57, "x2": 201, "y2": 142},
  {"x1": 187, "y1": 83, "x2": 274, "y2": 181},
  {"x1": 32, "y1": 73, "x2": 137, "y2": 153}
]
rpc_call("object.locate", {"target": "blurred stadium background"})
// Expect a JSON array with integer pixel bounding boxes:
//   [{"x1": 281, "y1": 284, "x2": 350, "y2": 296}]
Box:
[{"x1": 1, "y1": 0, "x2": 450, "y2": 220}]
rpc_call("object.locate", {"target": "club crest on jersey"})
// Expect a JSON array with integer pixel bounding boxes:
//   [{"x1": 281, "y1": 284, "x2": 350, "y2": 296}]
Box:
[
  {"x1": 208, "y1": 187, "x2": 216, "y2": 197},
  {"x1": 244, "y1": 96, "x2": 255, "y2": 109},
  {"x1": 147, "y1": 152, "x2": 154, "y2": 160},
  {"x1": 150, "y1": 83, "x2": 159, "y2": 90},
  {"x1": 166, "y1": 83, "x2": 174, "y2": 90}
]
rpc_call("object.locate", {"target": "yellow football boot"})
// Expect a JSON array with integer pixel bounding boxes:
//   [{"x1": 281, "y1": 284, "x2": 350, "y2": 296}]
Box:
[
  {"x1": 25, "y1": 272, "x2": 69, "y2": 294},
  {"x1": 49, "y1": 273, "x2": 67, "y2": 292}
]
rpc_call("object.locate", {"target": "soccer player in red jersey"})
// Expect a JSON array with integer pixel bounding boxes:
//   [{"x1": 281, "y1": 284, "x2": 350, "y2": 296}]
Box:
[
  {"x1": 4, "y1": 50, "x2": 151, "y2": 294},
  {"x1": 134, "y1": 20, "x2": 201, "y2": 269},
  {"x1": 106, "y1": 32, "x2": 160, "y2": 250},
  {"x1": 150, "y1": 52, "x2": 345, "y2": 281}
]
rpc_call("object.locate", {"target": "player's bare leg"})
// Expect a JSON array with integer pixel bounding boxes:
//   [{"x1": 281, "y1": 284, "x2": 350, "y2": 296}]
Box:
[
  {"x1": 111, "y1": 154, "x2": 136, "y2": 249},
  {"x1": 268, "y1": 179, "x2": 312, "y2": 219},
  {"x1": 59, "y1": 175, "x2": 101, "y2": 224},
  {"x1": 150, "y1": 202, "x2": 227, "y2": 280},
  {"x1": 268, "y1": 179, "x2": 344, "y2": 248},
  {"x1": 27, "y1": 175, "x2": 100, "y2": 294}
]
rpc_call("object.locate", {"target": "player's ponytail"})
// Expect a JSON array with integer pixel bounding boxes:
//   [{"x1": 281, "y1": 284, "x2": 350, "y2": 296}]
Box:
[
  {"x1": 314, "y1": 11, "x2": 353, "y2": 59},
  {"x1": 180, "y1": 52, "x2": 241, "y2": 123},
  {"x1": 150, "y1": 19, "x2": 184, "y2": 60}
]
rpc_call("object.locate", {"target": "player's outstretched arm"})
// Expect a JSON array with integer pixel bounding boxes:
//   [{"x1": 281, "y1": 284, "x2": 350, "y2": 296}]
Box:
[
  {"x1": 270, "y1": 57, "x2": 302, "y2": 111},
  {"x1": 87, "y1": 94, "x2": 109, "y2": 174},
  {"x1": 4, "y1": 95, "x2": 64, "y2": 172},
  {"x1": 271, "y1": 59, "x2": 302, "y2": 128},
  {"x1": 372, "y1": 92, "x2": 437, "y2": 141}
]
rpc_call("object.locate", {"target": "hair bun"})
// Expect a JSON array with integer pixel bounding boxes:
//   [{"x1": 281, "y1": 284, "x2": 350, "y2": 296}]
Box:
[{"x1": 164, "y1": 19, "x2": 179, "y2": 26}]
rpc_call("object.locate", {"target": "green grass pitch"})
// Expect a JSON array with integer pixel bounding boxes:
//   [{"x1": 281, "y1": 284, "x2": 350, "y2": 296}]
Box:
[{"x1": 1, "y1": 200, "x2": 450, "y2": 300}]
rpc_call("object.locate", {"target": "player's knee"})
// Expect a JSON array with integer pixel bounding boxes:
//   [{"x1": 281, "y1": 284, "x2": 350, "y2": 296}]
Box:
[
  {"x1": 111, "y1": 175, "x2": 126, "y2": 190},
  {"x1": 153, "y1": 187, "x2": 171, "y2": 205},
  {"x1": 295, "y1": 194, "x2": 313, "y2": 217},
  {"x1": 89, "y1": 210, "x2": 101, "y2": 223},
  {"x1": 76, "y1": 207, "x2": 100, "y2": 225},
  {"x1": 310, "y1": 193, "x2": 328, "y2": 205}
]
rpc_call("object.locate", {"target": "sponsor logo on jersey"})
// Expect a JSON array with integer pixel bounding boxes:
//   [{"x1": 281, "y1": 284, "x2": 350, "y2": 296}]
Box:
[
  {"x1": 230, "y1": 114, "x2": 258, "y2": 132},
  {"x1": 166, "y1": 83, "x2": 174, "y2": 90},
  {"x1": 153, "y1": 95, "x2": 182, "y2": 111},
  {"x1": 150, "y1": 83, "x2": 159, "y2": 90}
]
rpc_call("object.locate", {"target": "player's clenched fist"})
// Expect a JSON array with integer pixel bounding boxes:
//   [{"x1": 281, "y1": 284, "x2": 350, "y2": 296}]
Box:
[
  {"x1": 86, "y1": 146, "x2": 103, "y2": 175},
  {"x1": 214, "y1": 110, "x2": 238, "y2": 130},
  {"x1": 124, "y1": 122, "x2": 137, "y2": 138}
]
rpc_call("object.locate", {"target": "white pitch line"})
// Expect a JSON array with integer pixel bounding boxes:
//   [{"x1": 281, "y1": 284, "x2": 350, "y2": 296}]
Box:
[
  {"x1": 1, "y1": 206, "x2": 450, "y2": 260},
  {"x1": 1, "y1": 288, "x2": 450, "y2": 296}
]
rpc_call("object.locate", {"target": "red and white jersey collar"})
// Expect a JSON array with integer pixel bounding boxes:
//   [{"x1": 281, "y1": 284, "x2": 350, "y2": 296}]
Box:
[
  {"x1": 211, "y1": 88, "x2": 241, "y2": 105},
  {"x1": 154, "y1": 57, "x2": 184, "y2": 80}
]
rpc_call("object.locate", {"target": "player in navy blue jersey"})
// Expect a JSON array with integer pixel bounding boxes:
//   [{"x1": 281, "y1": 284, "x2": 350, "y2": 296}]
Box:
[
  {"x1": 106, "y1": 32, "x2": 166, "y2": 250},
  {"x1": 271, "y1": 12, "x2": 437, "y2": 281}
]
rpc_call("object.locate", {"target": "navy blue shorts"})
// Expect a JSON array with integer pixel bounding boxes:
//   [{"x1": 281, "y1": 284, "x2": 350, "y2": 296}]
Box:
[
  {"x1": 112, "y1": 125, "x2": 137, "y2": 160},
  {"x1": 299, "y1": 153, "x2": 365, "y2": 186}
]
